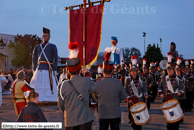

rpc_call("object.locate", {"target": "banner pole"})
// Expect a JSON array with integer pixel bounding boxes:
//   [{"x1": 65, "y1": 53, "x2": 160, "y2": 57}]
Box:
[{"x1": 83, "y1": 0, "x2": 86, "y2": 68}]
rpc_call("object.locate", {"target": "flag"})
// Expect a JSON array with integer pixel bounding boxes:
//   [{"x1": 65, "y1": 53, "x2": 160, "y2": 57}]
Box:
[{"x1": 69, "y1": 4, "x2": 104, "y2": 68}]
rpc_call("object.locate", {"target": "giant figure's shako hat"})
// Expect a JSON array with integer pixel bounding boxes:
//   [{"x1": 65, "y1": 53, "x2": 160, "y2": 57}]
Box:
[
  {"x1": 185, "y1": 60, "x2": 190, "y2": 70},
  {"x1": 103, "y1": 47, "x2": 114, "y2": 71},
  {"x1": 142, "y1": 58, "x2": 148, "y2": 69},
  {"x1": 190, "y1": 59, "x2": 194, "y2": 68},
  {"x1": 167, "y1": 52, "x2": 175, "y2": 69},
  {"x1": 66, "y1": 42, "x2": 81, "y2": 73},
  {"x1": 175, "y1": 57, "x2": 182, "y2": 71},
  {"x1": 130, "y1": 55, "x2": 138, "y2": 71},
  {"x1": 43, "y1": 27, "x2": 50, "y2": 35}
]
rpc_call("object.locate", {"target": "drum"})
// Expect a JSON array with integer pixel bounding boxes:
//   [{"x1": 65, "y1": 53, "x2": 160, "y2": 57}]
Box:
[
  {"x1": 130, "y1": 102, "x2": 151, "y2": 125},
  {"x1": 161, "y1": 99, "x2": 183, "y2": 123}
]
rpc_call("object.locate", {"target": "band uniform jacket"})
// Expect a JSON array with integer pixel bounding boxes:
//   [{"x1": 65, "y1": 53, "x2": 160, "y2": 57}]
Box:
[
  {"x1": 158, "y1": 74, "x2": 184, "y2": 101},
  {"x1": 96, "y1": 77, "x2": 127, "y2": 119},
  {"x1": 125, "y1": 75, "x2": 148, "y2": 103},
  {"x1": 148, "y1": 73, "x2": 158, "y2": 87},
  {"x1": 141, "y1": 73, "x2": 149, "y2": 88},
  {"x1": 32, "y1": 43, "x2": 58, "y2": 71},
  {"x1": 58, "y1": 75, "x2": 96, "y2": 127},
  {"x1": 183, "y1": 73, "x2": 194, "y2": 92}
]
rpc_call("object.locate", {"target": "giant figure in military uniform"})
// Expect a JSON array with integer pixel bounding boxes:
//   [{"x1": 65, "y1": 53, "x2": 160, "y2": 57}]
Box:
[
  {"x1": 158, "y1": 52, "x2": 184, "y2": 130},
  {"x1": 125, "y1": 55, "x2": 148, "y2": 130},
  {"x1": 30, "y1": 27, "x2": 58, "y2": 102}
]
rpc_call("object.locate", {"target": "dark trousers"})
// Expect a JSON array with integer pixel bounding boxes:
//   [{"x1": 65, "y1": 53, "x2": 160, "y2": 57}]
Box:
[
  {"x1": 99, "y1": 118, "x2": 121, "y2": 130},
  {"x1": 65, "y1": 121, "x2": 92, "y2": 130},
  {"x1": 128, "y1": 103, "x2": 142, "y2": 130},
  {"x1": 185, "y1": 91, "x2": 193, "y2": 111},
  {"x1": 166, "y1": 121, "x2": 179, "y2": 130}
]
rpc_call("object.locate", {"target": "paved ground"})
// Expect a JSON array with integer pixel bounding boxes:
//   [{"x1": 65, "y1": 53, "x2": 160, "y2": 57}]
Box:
[{"x1": 1, "y1": 94, "x2": 194, "y2": 130}]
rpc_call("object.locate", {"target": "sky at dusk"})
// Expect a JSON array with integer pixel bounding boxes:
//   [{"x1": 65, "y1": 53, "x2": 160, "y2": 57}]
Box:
[{"x1": 0, "y1": 0, "x2": 194, "y2": 59}]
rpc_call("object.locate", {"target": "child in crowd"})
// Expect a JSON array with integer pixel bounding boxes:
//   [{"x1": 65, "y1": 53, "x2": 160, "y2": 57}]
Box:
[{"x1": 17, "y1": 91, "x2": 47, "y2": 122}]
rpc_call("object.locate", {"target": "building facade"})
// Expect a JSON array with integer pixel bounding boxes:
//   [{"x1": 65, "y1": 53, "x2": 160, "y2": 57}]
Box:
[{"x1": 0, "y1": 33, "x2": 16, "y2": 71}]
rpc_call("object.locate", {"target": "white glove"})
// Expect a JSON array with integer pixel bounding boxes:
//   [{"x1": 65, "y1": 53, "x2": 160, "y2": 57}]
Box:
[{"x1": 54, "y1": 71, "x2": 58, "y2": 76}]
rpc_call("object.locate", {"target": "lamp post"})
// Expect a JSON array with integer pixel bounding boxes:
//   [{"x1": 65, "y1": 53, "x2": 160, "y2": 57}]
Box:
[
  {"x1": 143, "y1": 32, "x2": 146, "y2": 54},
  {"x1": 160, "y1": 38, "x2": 162, "y2": 54}
]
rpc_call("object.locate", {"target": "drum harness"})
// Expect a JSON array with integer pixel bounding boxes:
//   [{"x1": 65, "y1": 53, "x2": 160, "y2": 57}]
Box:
[
  {"x1": 130, "y1": 77, "x2": 143, "y2": 99},
  {"x1": 165, "y1": 75, "x2": 183, "y2": 108}
]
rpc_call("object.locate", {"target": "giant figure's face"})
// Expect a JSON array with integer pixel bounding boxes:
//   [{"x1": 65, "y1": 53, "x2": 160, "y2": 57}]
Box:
[
  {"x1": 42, "y1": 33, "x2": 50, "y2": 42},
  {"x1": 111, "y1": 40, "x2": 117, "y2": 46}
]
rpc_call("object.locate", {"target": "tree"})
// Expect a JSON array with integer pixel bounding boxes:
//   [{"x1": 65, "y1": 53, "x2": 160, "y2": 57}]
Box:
[
  {"x1": 122, "y1": 47, "x2": 141, "y2": 61},
  {"x1": 130, "y1": 47, "x2": 141, "y2": 58},
  {"x1": 143, "y1": 43, "x2": 163, "y2": 65},
  {"x1": 179, "y1": 54, "x2": 184, "y2": 59},
  {"x1": 122, "y1": 47, "x2": 131, "y2": 61},
  {"x1": 97, "y1": 52, "x2": 104, "y2": 62},
  {"x1": 8, "y1": 34, "x2": 42, "y2": 69}
]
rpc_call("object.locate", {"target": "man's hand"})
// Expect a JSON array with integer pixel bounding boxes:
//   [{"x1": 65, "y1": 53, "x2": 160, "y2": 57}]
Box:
[
  {"x1": 82, "y1": 67, "x2": 88, "y2": 74},
  {"x1": 177, "y1": 92, "x2": 182, "y2": 96},
  {"x1": 145, "y1": 95, "x2": 148, "y2": 99},
  {"x1": 160, "y1": 94, "x2": 164, "y2": 98},
  {"x1": 128, "y1": 100, "x2": 132, "y2": 103}
]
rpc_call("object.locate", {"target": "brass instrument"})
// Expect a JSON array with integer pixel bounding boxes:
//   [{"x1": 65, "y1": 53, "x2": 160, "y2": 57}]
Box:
[{"x1": 159, "y1": 60, "x2": 168, "y2": 70}]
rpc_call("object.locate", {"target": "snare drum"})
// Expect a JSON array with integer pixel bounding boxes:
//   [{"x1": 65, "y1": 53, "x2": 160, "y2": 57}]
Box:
[
  {"x1": 161, "y1": 99, "x2": 183, "y2": 123},
  {"x1": 130, "y1": 102, "x2": 151, "y2": 125}
]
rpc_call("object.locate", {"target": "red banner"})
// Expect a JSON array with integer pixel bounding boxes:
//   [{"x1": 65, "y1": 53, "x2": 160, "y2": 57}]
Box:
[{"x1": 69, "y1": 4, "x2": 104, "y2": 68}]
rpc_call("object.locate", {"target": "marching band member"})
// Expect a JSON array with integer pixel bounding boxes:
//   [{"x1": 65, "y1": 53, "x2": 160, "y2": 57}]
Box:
[
  {"x1": 158, "y1": 52, "x2": 184, "y2": 130},
  {"x1": 110, "y1": 36, "x2": 124, "y2": 65},
  {"x1": 149, "y1": 62, "x2": 158, "y2": 102},
  {"x1": 30, "y1": 27, "x2": 58, "y2": 102},
  {"x1": 183, "y1": 60, "x2": 194, "y2": 112},
  {"x1": 96, "y1": 47, "x2": 127, "y2": 130},
  {"x1": 112, "y1": 64, "x2": 118, "y2": 79},
  {"x1": 58, "y1": 42, "x2": 96, "y2": 130},
  {"x1": 125, "y1": 55, "x2": 148, "y2": 130},
  {"x1": 175, "y1": 57, "x2": 186, "y2": 124},
  {"x1": 96, "y1": 65, "x2": 103, "y2": 81},
  {"x1": 142, "y1": 58, "x2": 151, "y2": 110},
  {"x1": 119, "y1": 61, "x2": 128, "y2": 86},
  {"x1": 190, "y1": 59, "x2": 194, "y2": 103},
  {"x1": 12, "y1": 70, "x2": 34, "y2": 116}
]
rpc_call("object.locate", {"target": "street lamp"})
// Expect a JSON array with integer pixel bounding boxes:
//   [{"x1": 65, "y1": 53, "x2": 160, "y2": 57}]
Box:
[
  {"x1": 160, "y1": 38, "x2": 162, "y2": 54},
  {"x1": 143, "y1": 32, "x2": 146, "y2": 54}
]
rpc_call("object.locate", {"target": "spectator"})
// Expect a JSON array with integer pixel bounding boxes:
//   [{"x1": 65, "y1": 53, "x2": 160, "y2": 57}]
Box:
[
  {"x1": 17, "y1": 91, "x2": 47, "y2": 122},
  {"x1": 0, "y1": 70, "x2": 6, "y2": 107},
  {"x1": 12, "y1": 70, "x2": 34, "y2": 116},
  {"x1": 58, "y1": 68, "x2": 66, "y2": 85}
]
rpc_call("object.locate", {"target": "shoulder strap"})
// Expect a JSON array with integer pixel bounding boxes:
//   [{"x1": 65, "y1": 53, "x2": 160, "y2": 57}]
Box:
[{"x1": 68, "y1": 80, "x2": 90, "y2": 110}]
